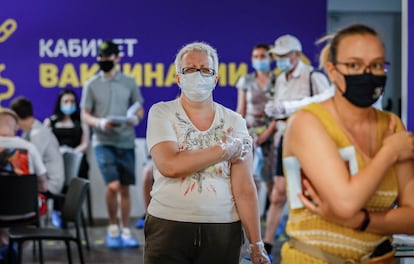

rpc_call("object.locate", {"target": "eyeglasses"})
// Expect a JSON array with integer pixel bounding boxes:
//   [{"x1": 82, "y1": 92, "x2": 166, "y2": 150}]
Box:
[
  {"x1": 181, "y1": 67, "x2": 216, "y2": 77},
  {"x1": 334, "y1": 61, "x2": 390, "y2": 75}
]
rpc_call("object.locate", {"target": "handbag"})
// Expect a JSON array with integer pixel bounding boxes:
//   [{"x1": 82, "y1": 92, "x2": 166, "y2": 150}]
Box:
[
  {"x1": 361, "y1": 238, "x2": 396, "y2": 264},
  {"x1": 360, "y1": 250, "x2": 395, "y2": 264},
  {"x1": 288, "y1": 237, "x2": 396, "y2": 264}
]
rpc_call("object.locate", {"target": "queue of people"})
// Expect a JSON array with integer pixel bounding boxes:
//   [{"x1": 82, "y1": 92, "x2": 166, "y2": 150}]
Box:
[{"x1": 0, "y1": 23, "x2": 412, "y2": 264}]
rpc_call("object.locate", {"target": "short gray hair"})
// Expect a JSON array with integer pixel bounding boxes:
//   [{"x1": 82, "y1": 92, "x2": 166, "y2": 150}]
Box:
[{"x1": 174, "y1": 42, "x2": 219, "y2": 75}]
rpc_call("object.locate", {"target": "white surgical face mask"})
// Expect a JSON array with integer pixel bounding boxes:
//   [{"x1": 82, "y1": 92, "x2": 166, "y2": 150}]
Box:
[
  {"x1": 179, "y1": 72, "x2": 216, "y2": 102},
  {"x1": 276, "y1": 57, "x2": 293, "y2": 72}
]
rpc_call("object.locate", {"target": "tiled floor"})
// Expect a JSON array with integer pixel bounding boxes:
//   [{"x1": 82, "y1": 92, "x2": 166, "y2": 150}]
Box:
[
  {"x1": 20, "y1": 218, "x2": 284, "y2": 264},
  {"x1": 18, "y1": 221, "x2": 414, "y2": 264}
]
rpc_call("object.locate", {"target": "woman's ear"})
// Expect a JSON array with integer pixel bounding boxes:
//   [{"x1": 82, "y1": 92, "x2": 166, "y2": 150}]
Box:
[{"x1": 325, "y1": 61, "x2": 336, "y2": 83}]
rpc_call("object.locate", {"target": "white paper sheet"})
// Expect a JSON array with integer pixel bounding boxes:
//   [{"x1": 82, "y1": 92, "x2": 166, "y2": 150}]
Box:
[{"x1": 283, "y1": 146, "x2": 358, "y2": 209}]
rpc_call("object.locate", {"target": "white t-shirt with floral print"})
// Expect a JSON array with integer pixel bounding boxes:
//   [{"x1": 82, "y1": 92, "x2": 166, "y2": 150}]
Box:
[{"x1": 146, "y1": 98, "x2": 250, "y2": 223}]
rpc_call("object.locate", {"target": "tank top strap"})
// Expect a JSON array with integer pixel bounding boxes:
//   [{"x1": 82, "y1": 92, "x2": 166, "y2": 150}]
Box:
[{"x1": 48, "y1": 115, "x2": 59, "y2": 128}]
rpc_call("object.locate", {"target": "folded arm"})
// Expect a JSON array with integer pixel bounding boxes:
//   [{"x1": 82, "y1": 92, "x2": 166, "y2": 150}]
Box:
[
  {"x1": 150, "y1": 141, "x2": 227, "y2": 178},
  {"x1": 301, "y1": 158, "x2": 414, "y2": 235},
  {"x1": 285, "y1": 110, "x2": 414, "y2": 219}
]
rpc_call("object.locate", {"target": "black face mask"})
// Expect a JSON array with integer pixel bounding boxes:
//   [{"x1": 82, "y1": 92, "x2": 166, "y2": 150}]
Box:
[
  {"x1": 341, "y1": 73, "x2": 387, "y2": 108},
  {"x1": 98, "y1": 60, "x2": 115, "y2": 72}
]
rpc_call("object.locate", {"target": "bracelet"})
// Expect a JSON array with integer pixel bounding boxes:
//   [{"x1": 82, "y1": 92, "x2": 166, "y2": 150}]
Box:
[{"x1": 357, "y1": 208, "x2": 370, "y2": 231}]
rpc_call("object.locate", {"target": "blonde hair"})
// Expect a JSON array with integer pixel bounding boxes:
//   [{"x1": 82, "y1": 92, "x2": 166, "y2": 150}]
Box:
[
  {"x1": 316, "y1": 24, "x2": 380, "y2": 70},
  {"x1": 328, "y1": 24, "x2": 379, "y2": 63},
  {"x1": 315, "y1": 34, "x2": 334, "y2": 70}
]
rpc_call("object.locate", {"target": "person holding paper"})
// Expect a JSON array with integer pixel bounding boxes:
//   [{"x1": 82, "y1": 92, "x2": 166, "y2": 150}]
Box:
[
  {"x1": 80, "y1": 40, "x2": 144, "y2": 249},
  {"x1": 281, "y1": 24, "x2": 414, "y2": 263}
]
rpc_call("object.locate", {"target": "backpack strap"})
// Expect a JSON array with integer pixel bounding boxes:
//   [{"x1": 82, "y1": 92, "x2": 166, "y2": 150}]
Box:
[{"x1": 309, "y1": 69, "x2": 328, "y2": 96}]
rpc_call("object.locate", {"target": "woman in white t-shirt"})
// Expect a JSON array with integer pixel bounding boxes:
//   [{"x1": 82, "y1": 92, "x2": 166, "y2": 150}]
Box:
[{"x1": 144, "y1": 42, "x2": 269, "y2": 264}]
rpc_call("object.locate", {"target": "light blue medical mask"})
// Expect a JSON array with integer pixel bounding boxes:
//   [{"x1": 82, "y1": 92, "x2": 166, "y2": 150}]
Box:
[
  {"x1": 276, "y1": 57, "x2": 293, "y2": 72},
  {"x1": 60, "y1": 104, "x2": 76, "y2": 115},
  {"x1": 252, "y1": 59, "x2": 271, "y2": 72},
  {"x1": 179, "y1": 72, "x2": 216, "y2": 102}
]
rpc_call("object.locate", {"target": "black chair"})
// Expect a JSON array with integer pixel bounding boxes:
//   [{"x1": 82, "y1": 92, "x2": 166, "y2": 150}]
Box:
[
  {"x1": 0, "y1": 174, "x2": 40, "y2": 228},
  {"x1": 9, "y1": 177, "x2": 90, "y2": 264},
  {"x1": 63, "y1": 152, "x2": 94, "y2": 227},
  {"x1": 62, "y1": 152, "x2": 91, "y2": 249},
  {"x1": 63, "y1": 152, "x2": 83, "y2": 188},
  {"x1": 62, "y1": 152, "x2": 94, "y2": 226},
  {"x1": 0, "y1": 174, "x2": 43, "y2": 263}
]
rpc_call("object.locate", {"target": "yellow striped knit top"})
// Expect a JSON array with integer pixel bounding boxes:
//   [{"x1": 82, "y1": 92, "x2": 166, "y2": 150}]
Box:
[{"x1": 281, "y1": 103, "x2": 402, "y2": 263}]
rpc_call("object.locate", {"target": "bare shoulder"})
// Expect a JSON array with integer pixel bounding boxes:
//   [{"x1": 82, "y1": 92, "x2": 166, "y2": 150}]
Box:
[
  {"x1": 284, "y1": 107, "x2": 332, "y2": 156},
  {"x1": 286, "y1": 108, "x2": 321, "y2": 133}
]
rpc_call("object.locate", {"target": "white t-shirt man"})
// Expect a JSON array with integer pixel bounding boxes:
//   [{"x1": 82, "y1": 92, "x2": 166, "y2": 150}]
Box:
[
  {"x1": 274, "y1": 60, "x2": 332, "y2": 116},
  {"x1": 23, "y1": 119, "x2": 64, "y2": 194}
]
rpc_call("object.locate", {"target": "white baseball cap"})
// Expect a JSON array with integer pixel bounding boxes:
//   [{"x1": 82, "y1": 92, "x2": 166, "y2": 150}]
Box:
[{"x1": 269, "y1": 34, "x2": 302, "y2": 55}]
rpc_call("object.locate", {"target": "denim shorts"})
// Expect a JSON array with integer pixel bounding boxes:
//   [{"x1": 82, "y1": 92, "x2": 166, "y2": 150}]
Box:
[
  {"x1": 144, "y1": 215, "x2": 244, "y2": 264},
  {"x1": 94, "y1": 145, "x2": 135, "y2": 185}
]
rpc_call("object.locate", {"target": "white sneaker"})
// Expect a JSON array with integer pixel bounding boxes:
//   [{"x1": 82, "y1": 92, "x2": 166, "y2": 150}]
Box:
[
  {"x1": 106, "y1": 225, "x2": 121, "y2": 248},
  {"x1": 108, "y1": 224, "x2": 120, "y2": 237},
  {"x1": 121, "y1": 227, "x2": 139, "y2": 248},
  {"x1": 121, "y1": 227, "x2": 132, "y2": 239}
]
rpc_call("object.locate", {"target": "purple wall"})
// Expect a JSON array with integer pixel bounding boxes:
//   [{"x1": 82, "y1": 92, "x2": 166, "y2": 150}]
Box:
[{"x1": 1, "y1": 0, "x2": 327, "y2": 137}]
